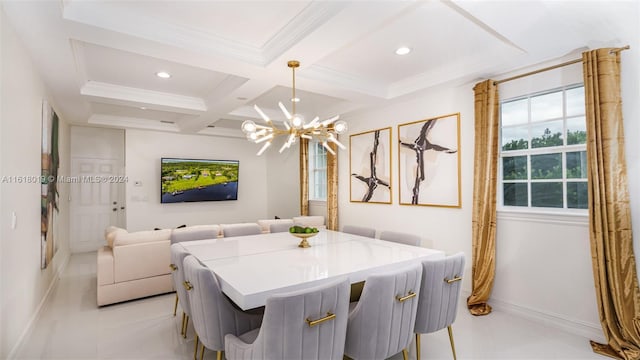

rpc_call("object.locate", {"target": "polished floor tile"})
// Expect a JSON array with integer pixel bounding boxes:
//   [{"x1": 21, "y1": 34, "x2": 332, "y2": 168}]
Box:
[{"x1": 15, "y1": 253, "x2": 602, "y2": 359}]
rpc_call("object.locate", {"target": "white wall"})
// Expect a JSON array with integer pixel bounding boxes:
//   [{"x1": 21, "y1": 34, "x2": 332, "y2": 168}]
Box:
[
  {"x1": 338, "y1": 84, "x2": 474, "y2": 263},
  {"x1": 338, "y1": 46, "x2": 640, "y2": 339},
  {"x1": 265, "y1": 143, "x2": 300, "y2": 219},
  {"x1": 0, "y1": 7, "x2": 70, "y2": 357},
  {"x1": 125, "y1": 129, "x2": 273, "y2": 231}
]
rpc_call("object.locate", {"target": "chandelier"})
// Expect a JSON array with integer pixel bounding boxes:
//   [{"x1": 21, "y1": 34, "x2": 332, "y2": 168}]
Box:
[{"x1": 241, "y1": 60, "x2": 347, "y2": 156}]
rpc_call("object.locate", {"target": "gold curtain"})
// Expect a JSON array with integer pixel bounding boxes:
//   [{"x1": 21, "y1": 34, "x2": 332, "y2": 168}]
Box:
[
  {"x1": 299, "y1": 138, "x2": 309, "y2": 216},
  {"x1": 467, "y1": 79, "x2": 500, "y2": 316},
  {"x1": 583, "y1": 48, "x2": 640, "y2": 360},
  {"x1": 326, "y1": 142, "x2": 338, "y2": 231}
]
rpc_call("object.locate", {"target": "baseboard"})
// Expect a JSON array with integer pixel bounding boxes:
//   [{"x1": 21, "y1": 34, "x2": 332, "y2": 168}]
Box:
[
  {"x1": 7, "y1": 252, "x2": 71, "y2": 359},
  {"x1": 462, "y1": 290, "x2": 606, "y2": 343}
]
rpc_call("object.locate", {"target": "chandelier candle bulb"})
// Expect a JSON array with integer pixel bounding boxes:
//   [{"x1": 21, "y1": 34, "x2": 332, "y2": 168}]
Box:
[
  {"x1": 328, "y1": 135, "x2": 346, "y2": 150},
  {"x1": 278, "y1": 102, "x2": 292, "y2": 120},
  {"x1": 255, "y1": 133, "x2": 274, "y2": 144},
  {"x1": 300, "y1": 134, "x2": 312, "y2": 140},
  {"x1": 322, "y1": 141, "x2": 336, "y2": 155},
  {"x1": 256, "y1": 141, "x2": 271, "y2": 156},
  {"x1": 253, "y1": 105, "x2": 271, "y2": 123},
  {"x1": 303, "y1": 116, "x2": 319, "y2": 129}
]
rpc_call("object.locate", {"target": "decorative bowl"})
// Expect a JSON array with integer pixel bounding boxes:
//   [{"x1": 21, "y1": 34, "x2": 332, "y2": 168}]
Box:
[{"x1": 291, "y1": 232, "x2": 317, "y2": 248}]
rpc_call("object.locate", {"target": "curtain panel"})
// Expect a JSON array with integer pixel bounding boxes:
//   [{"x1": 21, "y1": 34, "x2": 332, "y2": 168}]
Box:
[
  {"x1": 299, "y1": 138, "x2": 309, "y2": 216},
  {"x1": 583, "y1": 48, "x2": 640, "y2": 360},
  {"x1": 326, "y1": 142, "x2": 338, "y2": 231},
  {"x1": 467, "y1": 79, "x2": 500, "y2": 316}
]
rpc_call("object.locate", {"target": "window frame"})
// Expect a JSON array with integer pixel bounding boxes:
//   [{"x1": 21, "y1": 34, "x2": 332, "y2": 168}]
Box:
[
  {"x1": 498, "y1": 83, "x2": 588, "y2": 216},
  {"x1": 308, "y1": 141, "x2": 327, "y2": 202}
]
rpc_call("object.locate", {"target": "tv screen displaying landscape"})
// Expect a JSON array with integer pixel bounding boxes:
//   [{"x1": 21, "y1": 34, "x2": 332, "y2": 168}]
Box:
[{"x1": 161, "y1": 158, "x2": 239, "y2": 203}]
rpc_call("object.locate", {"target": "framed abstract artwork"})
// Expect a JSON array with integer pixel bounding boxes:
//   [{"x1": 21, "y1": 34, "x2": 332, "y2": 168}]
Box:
[
  {"x1": 349, "y1": 127, "x2": 392, "y2": 204},
  {"x1": 398, "y1": 113, "x2": 461, "y2": 207},
  {"x1": 41, "y1": 100, "x2": 60, "y2": 269}
]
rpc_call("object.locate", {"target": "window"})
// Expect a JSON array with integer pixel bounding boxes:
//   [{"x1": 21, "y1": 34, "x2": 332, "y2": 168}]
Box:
[
  {"x1": 309, "y1": 141, "x2": 327, "y2": 201},
  {"x1": 500, "y1": 85, "x2": 587, "y2": 210}
]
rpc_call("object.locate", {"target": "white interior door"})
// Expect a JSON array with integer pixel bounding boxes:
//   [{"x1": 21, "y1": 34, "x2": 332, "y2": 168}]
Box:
[{"x1": 70, "y1": 158, "x2": 125, "y2": 253}]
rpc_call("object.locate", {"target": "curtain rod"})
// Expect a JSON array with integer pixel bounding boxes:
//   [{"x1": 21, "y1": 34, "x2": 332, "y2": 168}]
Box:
[{"x1": 494, "y1": 45, "x2": 630, "y2": 85}]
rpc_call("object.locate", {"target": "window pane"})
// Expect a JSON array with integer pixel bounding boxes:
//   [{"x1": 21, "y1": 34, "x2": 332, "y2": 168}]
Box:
[
  {"x1": 503, "y1": 156, "x2": 527, "y2": 180},
  {"x1": 531, "y1": 182, "x2": 563, "y2": 208},
  {"x1": 566, "y1": 116, "x2": 586, "y2": 145},
  {"x1": 531, "y1": 153, "x2": 562, "y2": 179},
  {"x1": 531, "y1": 121, "x2": 563, "y2": 148},
  {"x1": 502, "y1": 126, "x2": 529, "y2": 151},
  {"x1": 501, "y1": 99, "x2": 528, "y2": 126},
  {"x1": 566, "y1": 87, "x2": 585, "y2": 116},
  {"x1": 531, "y1": 92, "x2": 562, "y2": 121},
  {"x1": 567, "y1": 182, "x2": 588, "y2": 209},
  {"x1": 566, "y1": 151, "x2": 587, "y2": 179},
  {"x1": 503, "y1": 183, "x2": 528, "y2": 206}
]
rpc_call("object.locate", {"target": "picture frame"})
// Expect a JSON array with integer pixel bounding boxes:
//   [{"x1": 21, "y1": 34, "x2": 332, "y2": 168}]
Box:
[
  {"x1": 41, "y1": 100, "x2": 60, "y2": 269},
  {"x1": 349, "y1": 127, "x2": 392, "y2": 204},
  {"x1": 398, "y1": 113, "x2": 461, "y2": 207}
]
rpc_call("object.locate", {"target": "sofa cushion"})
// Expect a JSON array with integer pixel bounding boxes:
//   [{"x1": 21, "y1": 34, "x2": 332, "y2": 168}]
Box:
[
  {"x1": 171, "y1": 225, "x2": 220, "y2": 243},
  {"x1": 105, "y1": 227, "x2": 128, "y2": 248},
  {"x1": 256, "y1": 219, "x2": 294, "y2": 233},
  {"x1": 113, "y1": 228, "x2": 172, "y2": 247}
]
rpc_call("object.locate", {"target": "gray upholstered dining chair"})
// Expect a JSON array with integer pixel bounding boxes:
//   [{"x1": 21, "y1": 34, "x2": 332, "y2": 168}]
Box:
[
  {"x1": 170, "y1": 225, "x2": 220, "y2": 244},
  {"x1": 379, "y1": 230, "x2": 421, "y2": 246},
  {"x1": 414, "y1": 253, "x2": 465, "y2": 360},
  {"x1": 183, "y1": 255, "x2": 263, "y2": 360},
  {"x1": 344, "y1": 262, "x2": 422, "y2": 360},
  {"x1": 342, "y1": 225, "x2": 376, "y2": 238},
  {"x1": 225, "y1": 278, "x2": 350, "y2": 360},
  {"x1": 221, "y1": 223, "x2": 262, "y2": 237},
  {"x1": 169, "y1": 244, "x2": 193, "y2": 338},
  {"x1": 269, "y1": 220, "x2": 294, "y2": 233}
]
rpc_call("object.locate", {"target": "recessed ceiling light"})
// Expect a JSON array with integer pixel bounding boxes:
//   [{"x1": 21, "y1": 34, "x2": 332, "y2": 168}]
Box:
[
  {"x1": 291, "y1": 97, "x2": 300, "y2": 103},
  {"x1": 156, "y1": 71, "x2": 171, "y2": 79},
  {"x1": 237, "y1": 97, "x2": 248, "y2": 101},
  {"x1": 140, "y1": 106, "x2": 147, "y2": 110},
  {"x1": 395, "y1": 47, "x2": 411, "y2": 56}
]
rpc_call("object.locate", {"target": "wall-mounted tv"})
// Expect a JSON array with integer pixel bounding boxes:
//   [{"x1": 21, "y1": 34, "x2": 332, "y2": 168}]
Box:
[{"x1": 161, "y1": 158, "x2": 239, "y2": 203}]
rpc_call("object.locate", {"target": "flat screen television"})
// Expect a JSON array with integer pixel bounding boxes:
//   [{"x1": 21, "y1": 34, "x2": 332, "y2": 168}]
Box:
[{"x1": 161, "y1": 158, "x2": 239, "y2": 203}]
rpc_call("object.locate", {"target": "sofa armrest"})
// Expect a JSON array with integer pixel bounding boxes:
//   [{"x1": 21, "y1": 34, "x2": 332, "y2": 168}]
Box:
[
  {"x1": 97, "y1": 246, "x2": 114, "y2": 286},
  {"x1": 113, "y1": 240, "x2": 171, "y2": 283}
]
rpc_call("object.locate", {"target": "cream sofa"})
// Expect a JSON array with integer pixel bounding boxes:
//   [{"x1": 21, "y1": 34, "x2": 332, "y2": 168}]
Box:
[
  {"x1": 97, "y1": 227, "x2": 173, "y2": 306},
  {"x1": 97, "y1": 217, "x2": 325, "y2": 306}
]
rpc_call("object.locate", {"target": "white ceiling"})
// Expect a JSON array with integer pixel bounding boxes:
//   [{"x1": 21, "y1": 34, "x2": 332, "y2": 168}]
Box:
[{"x1": 2, "y1": 0, "x2": 636, "y2": 138}]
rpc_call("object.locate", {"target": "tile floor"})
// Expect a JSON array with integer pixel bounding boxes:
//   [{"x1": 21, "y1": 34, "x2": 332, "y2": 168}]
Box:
[{"x1": 14, "y1": 252, "x2": 604, "y2": 359}]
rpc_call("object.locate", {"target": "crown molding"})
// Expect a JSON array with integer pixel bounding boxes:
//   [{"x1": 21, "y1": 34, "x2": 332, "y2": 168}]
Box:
[
  {"x1": 303, "y1": 65, "x2": 388, "y2": 99},
  {"x1": 261, "y1": 2, "x2": 348, "y2": 65},
  {"x1": 80, "y1": 81, "x2": 207, "y2": 114},
  {"x1": 88, "y1": 114, "x2": 180, "y2": 132},
  {"x1": 197, "y1": 126, "x2": 244, "y2": 138},
  {"x1": 63, "y1": 1, "x2": 264, "y2": 66}
]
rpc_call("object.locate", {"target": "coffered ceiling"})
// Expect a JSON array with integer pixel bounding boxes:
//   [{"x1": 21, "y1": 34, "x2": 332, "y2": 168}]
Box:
[{"x1": 2, "y1": 1, "x2": 635, "y2": 138}]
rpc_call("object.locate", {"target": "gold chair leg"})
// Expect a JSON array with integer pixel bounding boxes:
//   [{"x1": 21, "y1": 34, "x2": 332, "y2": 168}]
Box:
[
  {"x1": 416, "y1": 333, "x2": 421, "y2": 360},
  {"x1": 181, "y1": 312, "x2": 186, "y2": 336},
  {"x1": 447, "y1": 325, "x2": 457, "y2": 360},
  {"x1": 193, "y1": 335, "x2": 199, "y2": 360},
  {"x1": 216, "y1": 350, "x2": 223, "y2": 360},
  {"x1": 402, "y1": 348, "x2": 409, "y2": 360},
  {"x1": 173, "y1": 293, "x2": 179, "y2": 316},
  {"x1": 199, "y1": 343, "x2": 205, "y2": 360},
  {"x1": 183, "y1": 315, "x2": 189, "y2": 339}
]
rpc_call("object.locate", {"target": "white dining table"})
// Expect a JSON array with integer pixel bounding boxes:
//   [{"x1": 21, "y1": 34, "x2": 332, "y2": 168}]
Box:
[{"x1": 179, "y1": 230, "x2": 444, "y2": 310}]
